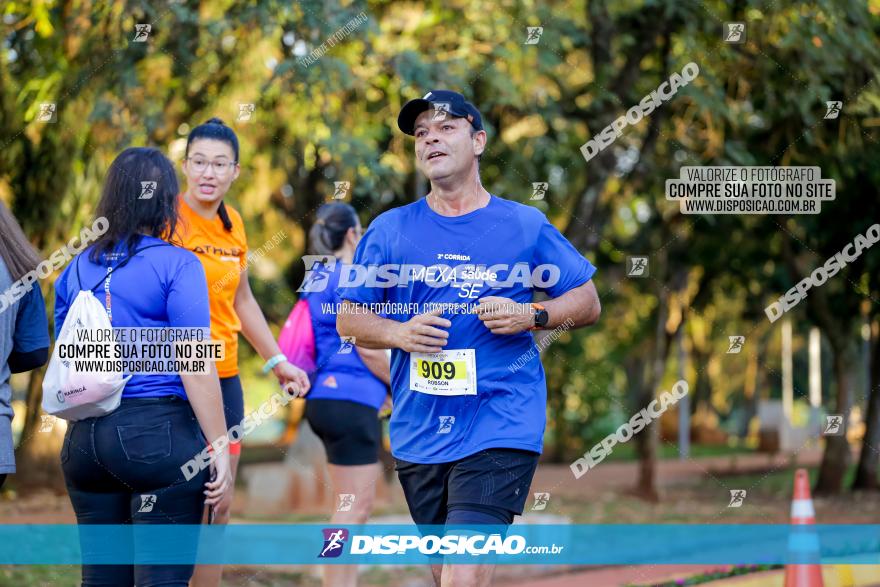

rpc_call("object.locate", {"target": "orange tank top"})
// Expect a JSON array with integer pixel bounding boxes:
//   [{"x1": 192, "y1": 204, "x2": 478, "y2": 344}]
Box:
[{"x1": 174, "y1": 197, "x2": 248, "y2": 377}]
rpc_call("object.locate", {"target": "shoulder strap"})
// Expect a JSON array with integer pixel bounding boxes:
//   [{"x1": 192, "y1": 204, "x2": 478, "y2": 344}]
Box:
[
  {"x1": 84, "y1": 243, "x2": 172, "y2": 293},
  {"x1": 75, "y1": 255, "x2": 83, "y2": 291}
]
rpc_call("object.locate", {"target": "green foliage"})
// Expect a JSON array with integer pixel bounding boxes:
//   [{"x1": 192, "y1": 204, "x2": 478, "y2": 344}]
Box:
[{"x1": 2, "y1": 0, "x2": 880, "y2": 459}]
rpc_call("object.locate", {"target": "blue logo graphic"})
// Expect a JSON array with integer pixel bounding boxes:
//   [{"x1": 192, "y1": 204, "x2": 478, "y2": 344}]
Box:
[{"x1": 319, "y1": 528, "x2": 349, "y2": 558}]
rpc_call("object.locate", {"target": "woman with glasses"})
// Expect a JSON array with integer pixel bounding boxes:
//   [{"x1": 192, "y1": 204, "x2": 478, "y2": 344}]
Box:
[{"x1": 175, "y1": 118, "x2": 311, "y2": 587}]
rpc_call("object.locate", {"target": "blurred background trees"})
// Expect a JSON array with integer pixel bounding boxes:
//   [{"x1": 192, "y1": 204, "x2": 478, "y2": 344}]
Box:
[{"x1": 2, "y1": 0, "x2": 880, "y2": 497}]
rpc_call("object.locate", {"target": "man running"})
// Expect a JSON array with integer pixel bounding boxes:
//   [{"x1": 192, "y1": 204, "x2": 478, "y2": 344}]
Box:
[{"x1": 336, "y1": 90, "x2": 600, "y2": 587}]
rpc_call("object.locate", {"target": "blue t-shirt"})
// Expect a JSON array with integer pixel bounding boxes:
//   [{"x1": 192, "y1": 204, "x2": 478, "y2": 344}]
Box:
[
  {"x1": 303, "y1": 262, "x2": 387, "y2": 410},
  {"x1": 1, "y1": 262, "x2": 50, "y2": 474},
  {"x1": 54, "y1": 236, "x2": 211, "y2": 400},
  {"x1": 337, "y1": 195, "x2": 596, "y2": 463}
]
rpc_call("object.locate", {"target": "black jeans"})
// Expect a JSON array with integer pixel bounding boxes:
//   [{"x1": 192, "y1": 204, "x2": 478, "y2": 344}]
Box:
[{"x1": 61, "y1": 396, "x2": 210, "y2": 586}]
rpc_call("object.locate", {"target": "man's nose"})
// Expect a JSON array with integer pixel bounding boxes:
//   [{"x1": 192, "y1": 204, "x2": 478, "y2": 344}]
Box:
[
  {"x1": 419, "y1": 136, "x2": 439, "y2": 157},
  {"x1": 422, "y1": 126, "x2": 441, "y2": 142}
]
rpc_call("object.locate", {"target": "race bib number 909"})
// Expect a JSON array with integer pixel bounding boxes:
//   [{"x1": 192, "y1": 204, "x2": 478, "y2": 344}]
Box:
[{"x1": 409, "y1": 349, "x2": 476, "y2": 396}]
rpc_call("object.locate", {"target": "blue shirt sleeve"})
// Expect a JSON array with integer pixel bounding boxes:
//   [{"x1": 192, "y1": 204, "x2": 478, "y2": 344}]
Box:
[
  {"x1": 337, "y1": 218, "x2": 389, "y2": 306},
  {"x1": 533, "y1": 214, "x2": 596, "y2": 298},
  {"x1": 14, "y1": 285, "x2": 50, "y2": 353},
  {"x1": 166, "y1": 258, "x2": 211, "y2": 328}
]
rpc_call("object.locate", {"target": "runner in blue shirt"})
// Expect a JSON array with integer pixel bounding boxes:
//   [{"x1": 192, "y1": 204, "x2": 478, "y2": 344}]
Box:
[{"x1": 336, "y1": 90, "x2": 601, "y2": 587}]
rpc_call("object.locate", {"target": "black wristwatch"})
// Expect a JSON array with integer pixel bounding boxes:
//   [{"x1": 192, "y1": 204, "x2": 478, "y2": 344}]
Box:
[{"x1": 532, "y1": 303, "x2": 549, "y2": 329}]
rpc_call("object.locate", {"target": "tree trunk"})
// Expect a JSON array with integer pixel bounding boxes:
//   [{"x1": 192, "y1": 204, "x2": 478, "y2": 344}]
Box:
[
  {"x1": 546, "y1": 365, "x2": 568, "y2": 463},
  {"x1": 634, "y1": 309, "x2": 677, "y2": 500},
  {"x1": 634, "y1": 258, "x2": 670, "y2": 501},
  {"x1": 739, "y1": 335, "x2": 761, "y2": 438},
  {"x1": 781, "y1": 234, "x2": 857, "y2": 496},
  {"x1": 634, "y1": 345, "x2": 661, "y2": 500},
  {"x1": 814, "y1": 340, "x2": 857, "y2": 495},
  {"x1": 689, "y1": 347, "x2": 711, "y2": 417},
  {"x1": 853, "y1": 319, "x2": 880, "y2": 490}
]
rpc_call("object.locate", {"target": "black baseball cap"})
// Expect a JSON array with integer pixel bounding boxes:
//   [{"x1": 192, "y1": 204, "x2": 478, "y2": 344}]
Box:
[{"x1": 397, "y1": 90, "x2": 484, "y2": 136}]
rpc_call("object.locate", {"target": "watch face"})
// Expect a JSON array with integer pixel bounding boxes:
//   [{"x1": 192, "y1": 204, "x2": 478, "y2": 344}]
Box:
[{"x1": 535, "y1": 309, "x2": 549, "y2": 327}]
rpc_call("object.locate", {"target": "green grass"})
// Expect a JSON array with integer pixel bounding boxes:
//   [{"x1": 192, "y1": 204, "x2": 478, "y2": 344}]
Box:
[
  {"x1": 694, "y1": 462, "x2": 860, "y2": 497},
  {"x1": 554, "y1": 463, "x2": 872, "y2": 525},
  {"x1": 604, "y1": 442, "x2": 755, "y2": 462},
  {"x1": 0, "y1": 565, "x2": 80, "y2": 587},
  {"x1": 223, "y1": 568, "x2": 319, "y2": 586}
]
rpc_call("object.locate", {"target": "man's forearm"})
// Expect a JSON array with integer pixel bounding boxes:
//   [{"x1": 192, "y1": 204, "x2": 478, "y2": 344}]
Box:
[
  {"x1": 357, "y1": 346, "x2": 391, "y2": 384},
  {"x1": 541, "y1": 280, "x2": 601, "y2": 329},
  {"x1": 337, "y1": 303, "x2": 400, "y2": 349}
]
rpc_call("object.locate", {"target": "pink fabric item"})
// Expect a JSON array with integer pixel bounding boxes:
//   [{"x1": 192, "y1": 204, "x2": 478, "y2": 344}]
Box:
[{"x1": 278, "y1": 299, "x2": 316, "y2": 374}]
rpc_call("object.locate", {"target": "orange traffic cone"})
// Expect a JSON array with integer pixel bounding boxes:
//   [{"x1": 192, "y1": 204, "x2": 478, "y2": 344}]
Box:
[{"x1": 784, "y1": 468, "x2": 824, "y2": 587}]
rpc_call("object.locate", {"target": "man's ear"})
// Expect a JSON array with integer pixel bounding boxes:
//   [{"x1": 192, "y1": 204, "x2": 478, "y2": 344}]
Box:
[{"x1": 472, "y1": 129, "x2": 487, "y2": 157}]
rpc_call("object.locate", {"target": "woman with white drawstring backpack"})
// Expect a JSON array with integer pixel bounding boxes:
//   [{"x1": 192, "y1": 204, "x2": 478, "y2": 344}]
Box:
[{"x1": 46, "y1": 147, "x2": 231, "y2": 587}]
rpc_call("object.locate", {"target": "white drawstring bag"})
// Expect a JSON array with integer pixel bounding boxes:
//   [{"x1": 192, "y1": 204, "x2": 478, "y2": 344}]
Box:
[
  {"x1": 42, "y1": 290, "x2": 130, "y2": 420},
  {"x1": 42, "y1": 245, "x2": 167, "y2": 420}
]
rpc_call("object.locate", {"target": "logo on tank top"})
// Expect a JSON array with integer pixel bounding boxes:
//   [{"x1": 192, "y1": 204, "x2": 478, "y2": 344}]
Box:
[
  {"x1": 322, "y1": 375, "x2": 338, "y2": 389},
  {"x1": 192, "y1": 245, "x2": 242, "y2": 259}
]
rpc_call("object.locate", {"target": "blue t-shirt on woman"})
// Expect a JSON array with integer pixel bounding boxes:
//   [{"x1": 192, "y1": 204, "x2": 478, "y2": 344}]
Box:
[
  {"x1": 54, "y1": 236, "x2": 211, "y2": 400},
  {"x1": 302, "y1": 261, "x2": 387, "y2": 410}
]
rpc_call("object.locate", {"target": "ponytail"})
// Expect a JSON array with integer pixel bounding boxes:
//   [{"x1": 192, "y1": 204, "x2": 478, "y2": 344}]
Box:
[
  {"x1": 217, "y1": 201, "x2": 233, "y2": 232},
  {"x1": 308, "y1": 203, "x2": 358, "y2": 255}
]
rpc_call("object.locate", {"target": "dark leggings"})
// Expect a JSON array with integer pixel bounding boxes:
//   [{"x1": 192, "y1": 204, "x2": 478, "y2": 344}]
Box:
[{"x1": 61, "y1": 396, "x2": 209, "y2": 586}]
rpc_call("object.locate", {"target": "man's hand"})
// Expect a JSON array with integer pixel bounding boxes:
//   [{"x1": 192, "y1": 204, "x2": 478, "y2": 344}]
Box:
[
  {"x1": 393, "y1": 308, "x2": 450, "y2": 353},
  {"x1": 475, "y1": 296, "x2": 533, "y2": 335}
]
